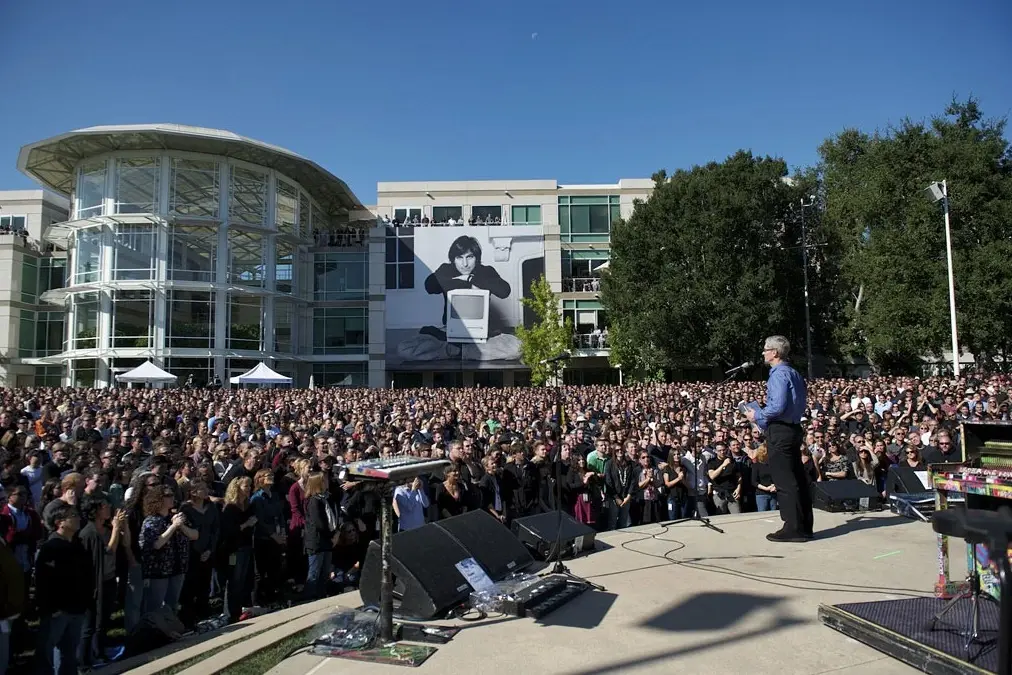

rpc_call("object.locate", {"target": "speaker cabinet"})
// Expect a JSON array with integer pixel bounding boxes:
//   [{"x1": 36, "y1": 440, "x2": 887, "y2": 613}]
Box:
[
  {"x1": 512, "y1": 510, "x2": 597, "y2": 560},
  {"x1": 812, "y1": 479, "x2": 882, "y2": 513},
  {"x1": 435, "y1": 509, "x2": 534, "y2": 580}
]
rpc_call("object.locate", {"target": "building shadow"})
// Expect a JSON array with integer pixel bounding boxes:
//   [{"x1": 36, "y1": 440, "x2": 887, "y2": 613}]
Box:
[
  {"x1": 639, "y1": 591, "x2": 788, "y2": 633},
  {"x1": 535, "y1": 590, "x2": 619, "y2": 629},
  {"x1": 813, "y1": 513, "x2": 914, "y2": 540}
]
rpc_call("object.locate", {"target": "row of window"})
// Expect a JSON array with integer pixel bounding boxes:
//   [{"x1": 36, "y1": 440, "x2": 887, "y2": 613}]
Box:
[
  {"x1": 390, "y1": 204, "x2": 542, "y2": 225},
  {"x1": 20, "y1": 257, "x2": 66, "y2": 304},
  {"x1": 1, "y1": 214, "x2": 27, "y2": 231},
  {"x1": 76, "y1": 156, "x2": 327, "y2": 234},
  {"x1": 61, "y1": 292, "x2": 367, "y2": 355}
]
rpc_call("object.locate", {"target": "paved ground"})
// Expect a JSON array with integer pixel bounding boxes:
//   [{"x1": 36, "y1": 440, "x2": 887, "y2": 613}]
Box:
[{"x1": 268, "y1": 510, "x2": 962, "y2": 675}]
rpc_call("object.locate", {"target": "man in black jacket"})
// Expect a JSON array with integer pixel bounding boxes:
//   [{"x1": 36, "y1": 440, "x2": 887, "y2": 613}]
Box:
[
  {"x1": 0, "y1": 537, "x2": 26, "y2": 675},
  {"x1": 34, "y1": 503, "x2": 94, "y2": 675}
]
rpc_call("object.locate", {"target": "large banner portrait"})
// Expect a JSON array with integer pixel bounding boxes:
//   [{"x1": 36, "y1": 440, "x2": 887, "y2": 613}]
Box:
[{"x1": 385, "y1": 225, "x2": 545, "y2": 369}]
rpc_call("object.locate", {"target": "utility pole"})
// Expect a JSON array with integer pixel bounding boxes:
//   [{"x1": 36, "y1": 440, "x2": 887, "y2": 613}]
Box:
[{"x1": 800, "y1": 197, "x2": 816, "y2": 380}]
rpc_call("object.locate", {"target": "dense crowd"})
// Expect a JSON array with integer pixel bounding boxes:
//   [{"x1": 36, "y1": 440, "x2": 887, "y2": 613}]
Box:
[{"x1": 1, "y1": 371, "x2": 1010, "y2": 673}]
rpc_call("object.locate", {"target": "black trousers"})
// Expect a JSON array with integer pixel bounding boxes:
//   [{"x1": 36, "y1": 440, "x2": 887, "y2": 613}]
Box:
[
  {"x1": 179, "y1": 552, "x2": 213, "y2": 626},
  {"x1": 766, "y1": 422, "x2": 814, "y2": 535},
  {"x1": 253, "y1": 538, "x2": 283, "y2": 606}
]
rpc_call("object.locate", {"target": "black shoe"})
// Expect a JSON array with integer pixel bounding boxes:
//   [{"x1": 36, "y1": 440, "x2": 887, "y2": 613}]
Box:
[{"x1": 766, "y1": 528, "x2": 808, "y2": 543}]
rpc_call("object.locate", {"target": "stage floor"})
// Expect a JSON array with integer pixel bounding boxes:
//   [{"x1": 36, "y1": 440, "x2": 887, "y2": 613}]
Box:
[{"x1": 270, "y1": 510, "x2": 965, "y2": 675}]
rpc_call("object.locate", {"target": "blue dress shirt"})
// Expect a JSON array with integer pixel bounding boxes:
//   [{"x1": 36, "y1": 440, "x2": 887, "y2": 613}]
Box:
[{"x1": 755, "y1": 362, "x2": 807, "y2": 430}]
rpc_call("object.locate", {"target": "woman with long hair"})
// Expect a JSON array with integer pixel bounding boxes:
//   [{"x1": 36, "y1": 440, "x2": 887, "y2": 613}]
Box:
[
  {"x1": 220, "y1": 476, "x2": 256, "y2": 622},
  {"x1": 853, "y1": 444, "x2": 878, "y2": 486},
  {"x1": 821, "y1": 443, "x2": 853, "y2": 481},
  {"x1": 178, "y1": 479, "x2": 219, "y2": 627},
  {"x1": 139, "y1": 486, "x2": 196, "y2": 615},
  {"x1": 76, "y1": 495, "x2": 126, "y2": 669},
  {"x1": 250, "y1": 469, "x2": 285, "y2": 606},
  {"x1": 751, "y1": 444, "x2": 778, "y2": 512},
  {"x1": 286, "y1": 458, "x2": 311, "y2": 590},
  {"x1": 303, "y1": 472, "x2": 338, "y2": 600},
  {"x1": 122, "y1": 472, "x2": 159, "y2": 633},
  {"x1": 436, "y1": 465, "x2": 467, "y2": 520}
]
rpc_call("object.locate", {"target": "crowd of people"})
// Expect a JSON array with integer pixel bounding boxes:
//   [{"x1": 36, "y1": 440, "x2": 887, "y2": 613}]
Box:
[
  {"x1": 0, "y1": 370, "x2": 1009, "y2": 673},
  {"x1": 382, "y1": 213, "x2": 505, "y2": 227}
]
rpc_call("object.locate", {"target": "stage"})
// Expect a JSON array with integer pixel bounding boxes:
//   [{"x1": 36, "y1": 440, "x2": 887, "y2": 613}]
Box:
[{"x1": 266, "y1": 510, "x2": 958, "y2": 675}]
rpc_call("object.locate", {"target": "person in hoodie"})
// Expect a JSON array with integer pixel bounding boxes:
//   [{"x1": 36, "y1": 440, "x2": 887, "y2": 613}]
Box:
[
  {"x1": 34, "y1": 503, "x2": 93, "y2": 675},
  {"x1": 249, "y1": 470, "x2": 285, "y2": 607}
]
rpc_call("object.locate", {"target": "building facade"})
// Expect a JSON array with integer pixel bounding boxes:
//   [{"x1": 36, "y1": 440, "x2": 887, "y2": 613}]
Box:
[{"x1": 3, "y1": 124, "x2": 653, "y2": 388}]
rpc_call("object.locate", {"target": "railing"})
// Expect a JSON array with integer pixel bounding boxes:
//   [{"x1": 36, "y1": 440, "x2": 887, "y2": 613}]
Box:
[
  {"x1": 562, "y1": 277, "x2": 601, "y2": 293},
  {"x1": 383, "y1": 218, "x2": 507, "y2": 228},
  {"x1": 0, "y1": 230, "x2": 45, "y2": 252},
  {"x1": 573, "y1": 333, "x2": 609, "y2": 350},
  {"x1": 313, "y1": 230, "x2": 367, "y2": 247}
]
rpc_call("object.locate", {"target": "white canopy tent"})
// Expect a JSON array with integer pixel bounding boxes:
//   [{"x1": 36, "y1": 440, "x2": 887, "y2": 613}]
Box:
[
  {"x1": 229, "y1": 362, "x2": 293, "y2": 386},
  {"x1": 115, "y1": 361, "x2": 178, "y2": 385}
]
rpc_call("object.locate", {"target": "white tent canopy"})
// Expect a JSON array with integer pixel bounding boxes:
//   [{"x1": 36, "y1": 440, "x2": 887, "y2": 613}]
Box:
[
  {"x1": 115, "y1": 361, "x2": 178, "y2": 384},
  {"x1": 229, "y1": 362, "x2": 292, "y2": 385}
]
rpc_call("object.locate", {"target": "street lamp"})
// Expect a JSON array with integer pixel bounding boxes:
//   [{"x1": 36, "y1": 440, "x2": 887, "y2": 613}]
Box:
[
  {"x1": 923, "y1": 180, "x2": 961, "y2": 377},
  {"x1": 799, "y1": 196, "x2": 816, "y2": 380}
]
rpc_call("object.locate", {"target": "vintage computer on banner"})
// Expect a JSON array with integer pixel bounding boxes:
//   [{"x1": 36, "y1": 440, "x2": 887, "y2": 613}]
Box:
[{"x1": 445, "y1": 288, "x2": 490, "y2": 343}]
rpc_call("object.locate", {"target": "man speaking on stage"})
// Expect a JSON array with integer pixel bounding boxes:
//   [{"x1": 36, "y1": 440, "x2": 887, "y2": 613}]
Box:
[{"x1": 745, "y1": 335, "x2": 814, "y2": 542}]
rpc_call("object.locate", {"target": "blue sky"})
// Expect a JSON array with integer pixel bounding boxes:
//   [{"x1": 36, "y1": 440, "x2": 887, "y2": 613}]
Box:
[{"x1": 0, "y1": 0, "x2": 1009, "y2": 203}]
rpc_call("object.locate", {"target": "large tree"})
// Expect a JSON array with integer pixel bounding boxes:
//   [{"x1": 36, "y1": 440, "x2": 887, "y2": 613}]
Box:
[
  {"x1": 515, "y1": 275, "x2": 573, "y2": 385},
  {"x1": 820, "y1": 98, "x2": 1012, "y2": 372},
  {"x1": 602, "y1": 151, "x2": 826, "y2": 376}
]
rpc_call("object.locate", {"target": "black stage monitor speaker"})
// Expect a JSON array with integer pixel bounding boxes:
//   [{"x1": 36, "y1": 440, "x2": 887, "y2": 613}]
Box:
[
  {"x1": 812, "y1": 479, "x2": 882, "y2": 513},
  {"x1": 887, "y1": 465, "x2": 929, "y2": 495},
  {"x1": 434, "y1": 509, "x2": 534, "y2": 580},
  {"x1": 359, "y1": 524, "x2": 475, "y2": 620},
  {"x1": 512, "y1": 510, "x2": 597, "y2": 560}
]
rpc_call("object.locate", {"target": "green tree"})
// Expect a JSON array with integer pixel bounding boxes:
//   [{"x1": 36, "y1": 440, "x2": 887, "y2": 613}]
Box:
[
  {"x1": 820, "y1": 98, "x2": 1012, "y2": 372},
  {"x1": 515, "y1": 275, "x2": 573, "y2": 385},
  {"x1": 602, "y1": 151, "x2": 826, "y2": 375}
]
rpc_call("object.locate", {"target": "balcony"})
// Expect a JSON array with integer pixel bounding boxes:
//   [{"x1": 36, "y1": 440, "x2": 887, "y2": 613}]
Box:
[
  {"x1": 562, "y1": 277, "x2": 601, "y2": 293},
  {"x1": 312, "y1": 229, "x2": 367, "y2": 248},
  {"x1": 572, "y1": 332, "x2": 609, "y2": 352}
]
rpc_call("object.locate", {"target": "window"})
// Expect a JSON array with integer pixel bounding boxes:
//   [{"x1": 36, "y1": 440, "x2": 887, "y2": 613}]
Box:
[
  {"x1": 276, "y1": 180, "x2": 298, "y2": 237},
  {"x1": 312, "y1": 202, "x2": 328, "y2": 232},
  {"x1": 313, "y1": 307, "x2": 367, "y2": 355},
  {"x1": 385, "y1": 227, "x2": 414, "y2": 290},
  {"x1": 433, "y1": 371, "x2": 462, "y2": 388},
  {"x1": 391, "y1": 371, "x2": 423, "y2": 389},
  {"x1": 563, "y1": 299, "x2": 609, "y2": 349},
  {"x1": 228, "y1": 295, "x2": 263, "y2": 350},
  {"x1": 314, "y1": 251, "x2": 367, "y2": 301},
  {"x1": 312, "y1": 362, "x2": 367, "y2": 387},
  {"x1": 169, "y1": 225, "x2": 217, "y2": 282},
  {"x1": 0, "y1": 215, "x2": 27, "y2": 231},
  {"x1": 393, "y1": 208, "x2": 422, "y2": 224},
  {"x1": 171, "y1": 158, "x2": 219, "y2": 218},
  {"x1": 511, "y1": 205, "x2": 541, "y2": 225},
  {"x1": 275, "y1": 240, "x2": 295, "y2": 294},
  {"x1": 559, "y1": 196, "x2": 621, "y2": 242},
  {"x1": 112, "y1": 290, "x2": 154, "y2": 348},
  {"x1": 39, "y1": 258, "x2": 66, "y2": 295},
  {"x1": 115, "y1": 158, "x2": 160, "y2": 214},
  {"x1": 432, "y1": 206, "x2": 462, "y2": 224},
  {"x1": 473, "y1": 371, "x2": 504, "y2": 387},
  {"x1": 19, "y1": 310, "x2": 35, "y2": 357},
  {"x1": 274, "y1": 300, "x2": 294, "y2": 353},
  {"x1": 112, "y1": 225, "x2": 156, "y2": 280},
  {"x1": 77, "y1": 161, "x2": 106, "y2": 219},
  {"x1": 228, "y1": 231, "x2": 264, "y2": 286},
  {"x1": 471, "y1": 205, "x2": 502, "y2": 223},
  {"x1": 229, "y1": 166, "x2": 267, "y2": 226},
  {"x1": 73, "y1": 359, "x2": 98, "y2": 387},
  {"x1": 73, "y1": 292, "x2": 100, "y2": 349},
  {"x1": 73, "y1": 227, "x2": 103, "y2": 284},
  {"x1": 168, "y1": 290, "x2": 214, "y2": 348},
  {"x1": 20, "y1": 256, "x2": 38, "y2": 303},
  {"x1": 166, "y1": 358, "x2": 213, "y2": 387},
  {"x1": 21, "y1": 310, "x2": 65, "y2": 357},
  {"x1": 36, "y1": 366, "x2": 64, "y2": 387},
  {"x1": 299, "y1": 193, "x2": 312, "y2": 236},
  {"x1": 561, "y1": 250, "x2": 609, "y2": 291}
]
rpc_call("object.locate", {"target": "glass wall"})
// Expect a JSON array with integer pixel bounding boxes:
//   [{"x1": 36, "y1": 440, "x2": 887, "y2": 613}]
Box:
[
  {"x1": 314, "y1": 251, "x2": 367, "y2": 301},
  {"x1": 228, "y1": 231, "x2": 264, "y2": 286},
  {"x1": 432, "y1": 206, "x2": 462, "y2": 223},
  {"x1": 472, "y1": 205, "x2": 502, "y2": 222},
  {"x1": 168, "y1": 225, "x2": 217, "y2": 282},
  {"x1": 73, "y1": 359, "x2": 98, "y2": 387},
  {"x1": 36, "y1": 366, "x2": 64, "y2": 387},
  {"x1": 166, "y1": 358, "x2": 213, "y2": 387},
  {"x1": 115, "y1": 158, "x2": 160, "y2": 214},
  {"x1": 276, "y1": 180, "x2": 297, "y2": 237},
  {"x1": 274, "y1": 300, "x2": 294, "y2": 353},
  {"x1": 74, "y1": 227, "x2": 103, "y2": 284},
  {"x1": 112, "y1": 290, "x2": 154, "y2": 347},
  {"x1": 168, "y1": 290, "x2": 214, "y2": 348},
  {"x1": 228, "y1": 295, "x2": 262, "y2": 350},
  {"x1": 112, "y1": 225, "x2": 157, "y2": 280},
  {"x1": 77, "y1": 161, "x2": 106, "y2": 219},
  {"x1": 170, "y1": 158, "x2": 219, "y2": 218},
  {"x1": 275, "y1": 240, "x2": 294, "y2": 294},
  {"x1": 229, "y1": 166, "x2": 267, "y2": 226},
  {"x1": 312, "y1": 307, "x2": 367, "y2": 354},
  {"x1": 299, "y1": 193, "x2": 312, "y2": 236},
  {"x1": 40, "y1": 258, "x2": 66, "y2": 296},
  {"x1": 20, "y1": 256, "x2": 38, "y2": 303},
  {"x1": 73, "y1": 292, "x2": 100, "y2": 349},
  {"x1": 311, "y1": 362, "x2": 367, "y2": 387},
  {"x1": 20, "y1": 310, "x2": 65, "y2": 357},
  {"x1": 511, "y1": 205, "x2": 542, "y2": 225},
  {"x1": 559, "y1": 196, "x2": 621, "y2": 243},
  {"x1": 385, "y1": 227, "x2": 414, "y2": 290}
]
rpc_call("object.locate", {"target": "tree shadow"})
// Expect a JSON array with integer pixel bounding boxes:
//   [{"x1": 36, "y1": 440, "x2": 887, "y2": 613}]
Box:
[{"x1": 639, "y1": 591, "x2": 789, "y2": 632}]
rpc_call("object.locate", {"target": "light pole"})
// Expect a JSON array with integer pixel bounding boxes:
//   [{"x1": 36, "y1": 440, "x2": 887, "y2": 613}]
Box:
[
  {"x1": 799, "y1": 196, "x2": 816, "y2": 380},
  {"x1": 924, "y1": 180, "x2": 960, "y2": 377}
]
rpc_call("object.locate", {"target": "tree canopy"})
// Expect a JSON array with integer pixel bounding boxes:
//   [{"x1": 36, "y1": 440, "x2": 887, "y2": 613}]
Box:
[{"x1": 515, "y1": 275, "x2": 573, "y2": 385}]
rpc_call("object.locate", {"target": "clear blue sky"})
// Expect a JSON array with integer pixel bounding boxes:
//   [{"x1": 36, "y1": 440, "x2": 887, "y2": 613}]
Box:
[{"x1": 1, "y1": 0, "x2": 1009, "y2": 203}]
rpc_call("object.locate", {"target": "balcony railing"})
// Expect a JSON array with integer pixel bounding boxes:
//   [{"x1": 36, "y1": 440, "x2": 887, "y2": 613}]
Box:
[
  {"x1": 313, "y1": 230, "x2": 367, "y2": 247},
  {"x1": 573, "y1": 333, "x2": 609, "y2": 350},
  {"x1": 562, "y1": 277, "x2": 601, "y2": 293}
]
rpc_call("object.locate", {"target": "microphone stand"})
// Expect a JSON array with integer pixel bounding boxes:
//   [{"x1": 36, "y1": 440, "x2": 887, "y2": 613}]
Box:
[
  {"x1": 545, "y1": 358, "x2": 605, "y2": 591},
  {"x1": 664, "y1": 388, "x2": 724, "y2": 534}
]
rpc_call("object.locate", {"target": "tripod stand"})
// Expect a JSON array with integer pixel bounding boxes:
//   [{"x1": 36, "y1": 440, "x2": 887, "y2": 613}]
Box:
[
  {"x1": 666, "y1": 390, "x2": 726, "y2": 534},
  {"x1": 543, "y1": 359, "x2": 605, "y2": 591}
]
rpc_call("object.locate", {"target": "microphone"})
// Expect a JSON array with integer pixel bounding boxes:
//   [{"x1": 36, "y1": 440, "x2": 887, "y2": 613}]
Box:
[
  {"x1": 724, "y1": 361, "x2": 754, "y2": 375},
  {"x1": 540, "y1": 352, "x2": 572, "y2": 365}
]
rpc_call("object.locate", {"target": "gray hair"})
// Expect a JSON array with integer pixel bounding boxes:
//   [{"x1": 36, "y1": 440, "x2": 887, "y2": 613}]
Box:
[{"x1": 764, "y1": 335, "x2": 791, "y2": 360}]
